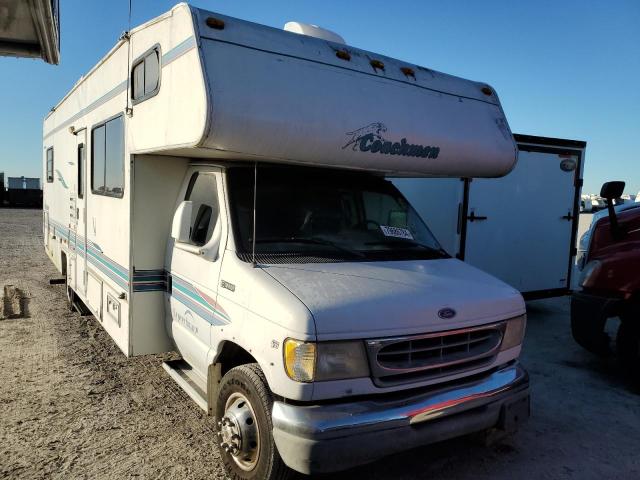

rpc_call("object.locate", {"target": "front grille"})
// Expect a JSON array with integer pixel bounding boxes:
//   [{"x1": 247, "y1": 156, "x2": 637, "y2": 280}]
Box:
[{"x1": 366, "y1": 323, "x2": 505, "y2": 387}]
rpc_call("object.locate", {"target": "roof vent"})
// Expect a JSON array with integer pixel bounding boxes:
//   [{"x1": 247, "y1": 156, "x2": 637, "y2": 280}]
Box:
[{"x1": 284, "y1": 22, "x2": 345, "y2": 45}]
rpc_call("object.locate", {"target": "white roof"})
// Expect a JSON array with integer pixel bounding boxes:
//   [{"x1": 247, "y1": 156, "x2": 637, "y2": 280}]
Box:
[{"x1": 193, "y1": 7, "x2": 517, "y2": 177}]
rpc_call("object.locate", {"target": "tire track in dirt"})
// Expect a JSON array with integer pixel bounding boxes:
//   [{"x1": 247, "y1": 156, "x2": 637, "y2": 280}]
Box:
[{"x1": 0, "y1": 210, "x2": 226, "y2": 479}]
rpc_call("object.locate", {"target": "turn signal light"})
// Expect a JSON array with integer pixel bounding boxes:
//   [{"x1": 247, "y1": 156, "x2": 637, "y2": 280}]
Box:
[{"x1": 284, "y1": 339, "x2": 316, "y2": 382}]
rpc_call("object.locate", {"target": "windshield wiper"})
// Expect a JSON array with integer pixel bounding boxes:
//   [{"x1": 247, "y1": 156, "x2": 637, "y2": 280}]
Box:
[
  {"x1": 256, "y1": 237, "x2": 366, "y2": 258},
  {"x1": 364, "y1": 239, "x2": 449, "y2": 258}
]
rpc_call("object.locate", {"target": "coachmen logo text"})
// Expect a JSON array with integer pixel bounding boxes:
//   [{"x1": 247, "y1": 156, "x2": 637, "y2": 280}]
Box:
[{"x1": 342, "y1": 122, "x2": 440, "y2": 159}]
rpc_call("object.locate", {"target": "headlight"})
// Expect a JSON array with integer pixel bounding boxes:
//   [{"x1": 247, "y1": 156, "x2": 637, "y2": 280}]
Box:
[
  {"x1": 315, "y1": 341, "x2": 370, "y2": 381},
  {"x1": 283, "y1": 339, "x2": 370, "y2": 382},
  {"x1": 501, "y1": 315, "x2": 526, "y2": 351}
]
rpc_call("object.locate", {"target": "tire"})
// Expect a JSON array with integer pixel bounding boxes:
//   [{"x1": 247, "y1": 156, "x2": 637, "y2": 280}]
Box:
[
  {"x1": 215, "y1": 364, "x2": 293, "y2": 480},
  {"x1": 616, "y1": 319, "x2": 640, "y2": 383}
]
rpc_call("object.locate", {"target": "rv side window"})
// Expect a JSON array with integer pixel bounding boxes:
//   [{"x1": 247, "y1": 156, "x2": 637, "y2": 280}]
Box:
[
  {"x1": 91, "y1": 115, "x2": 124, "y2": 198},
  {"x1": 131, "y1": 46, "x2": 160, "y2": 104},
  {"x1": 46, "y1": 148, "x2": 54, "y2": 183},
  {"x1": 77, "y1": 143, "x2": 85, "y2": 199},
  {"x1": 185, "y1": 172, "x2": 219, "y2": 247}
]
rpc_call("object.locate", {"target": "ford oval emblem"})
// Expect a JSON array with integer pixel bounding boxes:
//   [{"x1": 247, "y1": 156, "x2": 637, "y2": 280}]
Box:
[{"x1": 438, "y1": 308, "x2": 456, "y2": 319}]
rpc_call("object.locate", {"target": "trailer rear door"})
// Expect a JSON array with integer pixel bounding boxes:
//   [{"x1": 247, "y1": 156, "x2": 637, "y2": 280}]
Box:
[
  {"x1": 393, "y1": 135, "x2": 585, "y2": 298},
  {"x1": 463, "y1": 147, "x2": 581, "y2": 295}
]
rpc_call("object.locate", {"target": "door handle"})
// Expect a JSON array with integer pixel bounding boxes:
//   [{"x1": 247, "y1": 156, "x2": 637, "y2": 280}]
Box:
[
  {"x1": 467, "y1": 211, "x2": 488, "y2": 222},
  {"x1": 561, "y1": 211, "x2": 574, "y2": 221}
]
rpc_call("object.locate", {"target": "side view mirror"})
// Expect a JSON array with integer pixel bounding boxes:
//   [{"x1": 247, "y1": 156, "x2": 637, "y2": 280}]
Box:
[
  {"x1": 600, "y1": 181, "x2": 625, "y2": 240},
  {"x1": 171, "y1": 201, "x2": 192, "y2": 243},
  {"x1": 600, "y1": 181, "x2": 625, "y2": 200}
]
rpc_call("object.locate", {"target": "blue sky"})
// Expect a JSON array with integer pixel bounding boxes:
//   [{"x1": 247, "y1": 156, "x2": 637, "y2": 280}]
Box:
[{"x1": 1, "y1": 0, "x2": 638, "y2": 194}]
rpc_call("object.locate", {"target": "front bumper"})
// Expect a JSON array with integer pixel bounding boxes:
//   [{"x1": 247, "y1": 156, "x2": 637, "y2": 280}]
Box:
[{"x1": 272, "y1": 362, "x2": 529, "y2": 474}]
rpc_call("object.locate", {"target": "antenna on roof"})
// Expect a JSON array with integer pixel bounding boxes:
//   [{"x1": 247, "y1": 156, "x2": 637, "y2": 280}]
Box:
[{"x1": 251, "y1": 162, "x2": 258, "y2": 267}]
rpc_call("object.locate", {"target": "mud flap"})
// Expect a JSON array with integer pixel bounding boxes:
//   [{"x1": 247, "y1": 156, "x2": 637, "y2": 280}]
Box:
[
  {"x1": 476, "y1": 391, "x2": 530, "y2": 445},
  {"x1": 498, "y1": 393, "x2": 530, "y2": 434}
]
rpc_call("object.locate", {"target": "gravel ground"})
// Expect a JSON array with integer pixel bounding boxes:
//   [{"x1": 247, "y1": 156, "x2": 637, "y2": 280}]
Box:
[{"x1": 1, "y1": 209, "x2": 638, "y2": 479}]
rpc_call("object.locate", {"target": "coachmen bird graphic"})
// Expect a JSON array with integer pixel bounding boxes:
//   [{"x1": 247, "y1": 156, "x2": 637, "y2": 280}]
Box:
[
  {"x1": 342, "y1": 122, "x2": 441, "y2": 159},
  {"x1": 342, "y1": 122, "x2": 388, "y2": 151}
]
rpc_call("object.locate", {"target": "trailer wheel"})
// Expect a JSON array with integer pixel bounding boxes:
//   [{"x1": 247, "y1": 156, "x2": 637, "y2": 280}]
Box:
[
  {"x1": 215, "y1": 364, "x2": 292, "y2": 480},
  {"x1": 616, "y1": 319, "x2": 640, "y2": 383}
]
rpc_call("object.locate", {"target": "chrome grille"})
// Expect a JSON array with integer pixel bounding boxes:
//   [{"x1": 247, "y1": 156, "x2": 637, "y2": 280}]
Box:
[{"x1": 366, "y1": 323, "x2": 505, "y2": 387}]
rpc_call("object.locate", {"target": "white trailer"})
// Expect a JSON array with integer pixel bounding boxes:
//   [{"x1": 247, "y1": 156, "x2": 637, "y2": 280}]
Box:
[
  {"x1": 43, "y1": 4, "x2": 529, "y2": 477},
  {"x1": 395, "y1": 135, "x2": 586, "y2": 299}
]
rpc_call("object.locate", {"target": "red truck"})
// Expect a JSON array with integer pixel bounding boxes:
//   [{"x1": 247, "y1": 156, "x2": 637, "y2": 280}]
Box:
[{"x1": 572, "y1": 181, "x2": 640, "y2": 381}]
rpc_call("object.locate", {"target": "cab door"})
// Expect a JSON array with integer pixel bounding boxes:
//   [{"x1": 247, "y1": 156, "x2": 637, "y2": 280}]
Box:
[{"x1": 166, "y1": 167, "x2": 228, "y2": 379}]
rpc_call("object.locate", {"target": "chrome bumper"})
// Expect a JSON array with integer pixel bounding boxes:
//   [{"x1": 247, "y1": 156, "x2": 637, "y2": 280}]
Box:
[{"x1": 272, "y1": 362, "x2": 529, "y2": 474}]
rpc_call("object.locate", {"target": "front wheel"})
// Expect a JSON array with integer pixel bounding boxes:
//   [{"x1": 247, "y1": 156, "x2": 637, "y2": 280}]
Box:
[{"x1": 215, "y1": 364, "x2": 292, "y2": 480}]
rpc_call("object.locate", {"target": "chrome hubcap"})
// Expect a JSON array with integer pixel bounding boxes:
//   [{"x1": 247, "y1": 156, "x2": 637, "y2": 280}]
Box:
[{"x1": 218, "y1": 392, "x2": 260, "y2": 471}]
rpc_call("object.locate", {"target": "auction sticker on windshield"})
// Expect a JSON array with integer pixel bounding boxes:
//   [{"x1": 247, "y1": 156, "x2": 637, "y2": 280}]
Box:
[{"x1": 380, "y1": 225, "x2": 414, "y2": 240}]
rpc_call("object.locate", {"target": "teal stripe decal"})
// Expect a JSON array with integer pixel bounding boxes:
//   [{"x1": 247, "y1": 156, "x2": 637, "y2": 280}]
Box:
[
  {"x1": 44, "y1": 80, "x2": 127, "y2": 139},
  {"x1": 162, "y1": 36, "x2": 196, "y2": 66},
  {"x1": 55, "y1": 170, "x2": 68, "y2": 189},
  {"x1": 43, "y1": 35, "x2": 197, "y2": 140}
]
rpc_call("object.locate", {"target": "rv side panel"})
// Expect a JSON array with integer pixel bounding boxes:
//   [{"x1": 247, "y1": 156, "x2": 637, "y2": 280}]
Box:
[
  {"x1": 127, "y1": 4, "x2": 207, "y2": 154},
  {"x1": 130, "y1": 154, "x2": 189, "y2": 355},
  {"x1": 44, "y1": 31, "x2": 132, "y2": 354}
]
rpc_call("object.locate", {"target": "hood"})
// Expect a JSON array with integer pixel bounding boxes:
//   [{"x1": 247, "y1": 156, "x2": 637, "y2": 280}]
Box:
[{"x1": 264, "y1": 259, "x2": 525, "y2": 340}]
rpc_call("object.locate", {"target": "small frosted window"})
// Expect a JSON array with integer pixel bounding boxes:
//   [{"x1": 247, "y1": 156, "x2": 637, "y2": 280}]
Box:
[
  {"x1": 144, "y1": 50, "x2": 159, "y2": 94},
  {"x1": 131, "y1": 47, "x2": 160, "y2": 102}
]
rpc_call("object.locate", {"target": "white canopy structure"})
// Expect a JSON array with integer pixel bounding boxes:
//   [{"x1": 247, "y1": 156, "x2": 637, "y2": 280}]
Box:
[{"x1": 0, "y1": 0, "x2": 60, "y2": 64}]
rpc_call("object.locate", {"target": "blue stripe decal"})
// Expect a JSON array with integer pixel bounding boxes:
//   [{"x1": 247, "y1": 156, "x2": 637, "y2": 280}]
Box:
[
  {"x1": 46, "y1": 220, "x2": 231, "y2": 328},
  {"x1": 49, "y1": 218, "x2": 129, "y2": 288},
  {"x1": 172, "y1": 275, "x2": 230, "y2": 324},
  {"x1": 172, "y1": 290, "x2": 229, "y2": 327},
  {"x1": 44, "y1": 80, "x2": 127, "y2": 139},
  {"x1": 43, "y1": 35, "x2": 197, "y2": 140},
  {"x1": 162, "y1": 36, "x2": 197, "y2": 66}
]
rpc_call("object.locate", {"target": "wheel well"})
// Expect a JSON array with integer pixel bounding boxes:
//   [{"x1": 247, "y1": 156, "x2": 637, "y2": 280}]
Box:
[
  {"x1": 216, "y1": 342, "x2": 258, "y2": 377},
  {"x1": 207, "y1": 342, "x2": 260, "y2": 415}
]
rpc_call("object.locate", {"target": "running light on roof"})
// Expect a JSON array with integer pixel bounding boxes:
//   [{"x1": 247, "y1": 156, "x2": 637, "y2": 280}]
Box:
[
  {"x1": 370, "y1": 59, "x2": 385, "y2": 71},
  {"x1": 401, "y1": 67, "x2": 416, "y2": 78},
  {"x1": 206, "y1": 17, "x2": 225, "y2": 30},
  {"x1": 335, "y1": 50, "x2": 351, "y2": 61}
]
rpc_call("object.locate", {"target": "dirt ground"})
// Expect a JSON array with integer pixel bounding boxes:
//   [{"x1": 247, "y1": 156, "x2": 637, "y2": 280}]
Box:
[{"x1": 1, "y1": 209, "x2": 638, "y2": 479}]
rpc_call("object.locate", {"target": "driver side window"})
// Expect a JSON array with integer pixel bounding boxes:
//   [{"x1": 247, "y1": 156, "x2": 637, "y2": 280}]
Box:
[{"x1": 185, "y1": 172, "x2": 219, "y2": 246}]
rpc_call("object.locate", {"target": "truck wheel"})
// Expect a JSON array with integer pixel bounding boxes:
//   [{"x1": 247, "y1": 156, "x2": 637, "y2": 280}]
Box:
[
  {"x1": 616, "y1": 320, "x2": 640, "y2": 382},
  {"x1": 215, "y1": 364, "x2": 292, "y2": 480}
]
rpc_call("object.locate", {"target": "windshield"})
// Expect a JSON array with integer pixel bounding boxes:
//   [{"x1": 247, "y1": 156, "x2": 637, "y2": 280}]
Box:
[{"x1": 227, "y1": 166, "x2": 447, "y2": 263}]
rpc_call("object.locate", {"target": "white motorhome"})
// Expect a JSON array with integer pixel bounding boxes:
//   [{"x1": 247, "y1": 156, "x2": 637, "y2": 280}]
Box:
[{"x1": 43, "y1": 4, "x2": 529, "y2": 478}]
